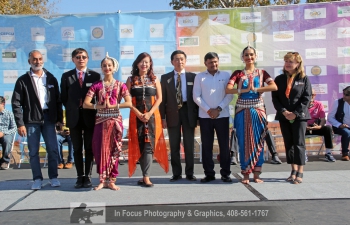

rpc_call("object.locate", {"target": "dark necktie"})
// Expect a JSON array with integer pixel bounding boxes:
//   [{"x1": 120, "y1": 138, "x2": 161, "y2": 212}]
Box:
[
  {"x1": 176, "y1": 72, "x2": 183, "y2": 109},
  {"x1": 78, "y1": 71, "x2": 83, "y2": 107}
]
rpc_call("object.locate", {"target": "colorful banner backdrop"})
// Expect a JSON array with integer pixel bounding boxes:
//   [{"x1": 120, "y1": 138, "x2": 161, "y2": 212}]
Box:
[{"x1": 0, "y1": 2, "x2": 350, "y2": 121}]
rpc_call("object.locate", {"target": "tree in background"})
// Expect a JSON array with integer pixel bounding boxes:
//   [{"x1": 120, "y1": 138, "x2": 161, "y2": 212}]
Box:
[
  {"x1": 0, "y1": 0, "x2": 59, "y2": 15},
  {"x1": 169, "y1": 0, "x2": 339, "y2": 10}
]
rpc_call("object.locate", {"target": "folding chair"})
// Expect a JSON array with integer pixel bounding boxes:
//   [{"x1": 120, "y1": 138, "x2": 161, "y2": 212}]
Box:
[{"x1": 18, "y1": 136, "x2": 46, "y2": 168}]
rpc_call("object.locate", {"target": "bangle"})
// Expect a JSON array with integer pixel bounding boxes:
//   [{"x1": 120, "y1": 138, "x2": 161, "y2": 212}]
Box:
[
  {"x1": 94, "y1": 104, "x2": 96, "y2": 110},
  {"x1": 254, "y1": 89, "x2": 258, "y2": 94},
  {"x1": 117, "y1": 104, "x2": 120, "y2": 110},
  {"x1": 237, "y1": 89, "x2": 241, "y2": 94}
]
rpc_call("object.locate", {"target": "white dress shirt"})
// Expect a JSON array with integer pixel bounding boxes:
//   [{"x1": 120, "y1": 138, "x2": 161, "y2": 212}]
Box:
[
  {"x1": 31, "y1": 71, "x2": 48, "y2": 110},
  {"x1": 193, "y1": 70, "x2": 233, "y2": 118},
  {"x1": 328, "y1": 99, "x2": 350, "y2": 127},
  {"x1": 173, "y1": 69, "x2": 187, "y2": 102}
]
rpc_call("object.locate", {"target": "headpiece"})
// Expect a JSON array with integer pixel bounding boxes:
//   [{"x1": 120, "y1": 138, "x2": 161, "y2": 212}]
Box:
[{"x1": 103, "y1": 52, "x2": 119, "y2": 73}]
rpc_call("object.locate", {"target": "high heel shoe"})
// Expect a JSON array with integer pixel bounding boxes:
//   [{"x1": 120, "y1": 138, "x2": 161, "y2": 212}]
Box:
[
  {"x1": 286, "y1": 170, "x2": 297, "y2": 182},
  {"x1": 293, "y1": 172, "x2": 303, "y2": 184}
]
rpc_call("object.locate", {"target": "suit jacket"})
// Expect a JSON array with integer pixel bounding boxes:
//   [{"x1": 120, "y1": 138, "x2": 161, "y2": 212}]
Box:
[
  {"x1": 159, "y1": 71, "x2": 198, "y2": 128},
  {"x1": 60, "y1": 68, "x2": 100, "y2": 128},
  {"x1": 272, "y1": 73, "x2": 312, "y2": 121}
]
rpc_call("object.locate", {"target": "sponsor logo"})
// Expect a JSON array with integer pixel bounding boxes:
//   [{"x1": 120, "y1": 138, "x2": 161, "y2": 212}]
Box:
[
  {"x1": 92, "y1": 27, "x2": 103, "y2": 39},
  {"x1": 3, "y1": 70, "x2": 18, "y2": 83},
  {"x1": 61, "y1": 27, "x2": 75, "y2": 40},
  {"x1": 304, "y1": 8, "x2": 326, "y2": 19},
  {"x1": 305, "y1": 29, "x2": 326, "y2": 40},
  {"x1": 273, "y1": 31, "x2": 294, "y2": 42},
  {"x1": 120, "y1": 46, "x2": 134, "y2": 59},
  {"x1": 121, "y1": 28, "x2": 132, "y2": 34},
  {"x1": 31, "y1": 28, "x2": 45, "y2": 41},
  {"x1": 178, "y1": 16, "x2": 199, "y2": 27},
  {"x1": 338, "y1": 27, "x2": 350, "y2": 38},
  {"x1": 338, "y1": 6, "x2": 350, "y2": 17},
  {"x1": 311, "y1": 66, "x2": 322, "y2": 76},
  {"x1": 0, "y1": 27, "x2": 15, "y2": 41},
  {"x1": 150, "y1": 24, "x2": 164, "y2": 38},
  {"x1": 153, "y1": 66, "x2": 166, "y2": 79},
  {"x1": 305, "y1": 48, "x2": 326, "y2": 59},
  {"x1": 120, "y1": 25, "x2": 134, "y2": 38},
  {"x1": 312, "y1": 84, "x2": 328, "y2": 94},
  {"x1": 241, "y1": 32, "x2": 262, "y2": 43},
  {"x1": 338, "y1": 47, "x2": 350, "y2": 57},
  {"x1": 274, "y1": 50, "x2": 293, "y2": 61},
  {"x1": 179, "y1": 37, "x2": 199, "y2": 47},
  {"x1": 240, "y1": 12, "x2": 261, "y2": 23},
  {"x1": 91, "y1": 47, "x2": 105, "y2": 61},
  {"x1": 2, "y1": 51, "x2": 16, "y2": 59},
  {"x1": 218, "y1": 53, "x2": 231, "y2": 64},
  {"x1": 186, "y1": 55, "x2": 200, "y2": 65},
  {"x1": 272, "y1": 10, "x2": 294, "y2": 21},
  {"x1": 338, "y1": 64, "x2": 350, "y2": 75},
  {"x1": 209, "y1": 14, "x2": 230, "y2": 25},
  {"x1": 210, "y1": 35, "x2": 230, "y2": 46},
  {"x1": 0, "y1": 32, "x2": 14, "y2": 35},
  {"x1": 4, "y1": 91, "x2": 13, "y2": 105},
  {"x1": 150, "y1": 45, "x2": 164, "y2": 59},
  {"x1": 121, "y1": 67, "x2": 132, "y2": 81}
]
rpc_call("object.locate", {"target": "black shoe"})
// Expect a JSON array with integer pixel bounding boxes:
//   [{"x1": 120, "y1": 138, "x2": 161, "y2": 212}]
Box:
[
  {"x1": 270, "y1": 155, "x2": 282, "y2": 164},
  {"x1": 186, "y1": 175, "x2": 197, "y2": 181},
  {"x1": 170, "y1": 175, "x2": 182, "y2": 182},
  {"x1": 83, "y1": 176, "x2": 92, "y2": 188},
  {"x1": 0, "y1": 162, "x2": 9, "y2": 170},
  {"x1": 221, "y1": 175, "x2": 232, "y2": 183},
  {"x1": 200, "y1": 176, "x2": 215, "y2": 183},
  {"x1": 74, "y1": 177, "x2": 84, "y2": 189}
]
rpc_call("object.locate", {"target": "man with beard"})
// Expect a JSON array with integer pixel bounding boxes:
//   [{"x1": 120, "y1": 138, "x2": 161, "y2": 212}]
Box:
[{"x1": 12, "y1": 50, "x2": 63, "y2": 190}]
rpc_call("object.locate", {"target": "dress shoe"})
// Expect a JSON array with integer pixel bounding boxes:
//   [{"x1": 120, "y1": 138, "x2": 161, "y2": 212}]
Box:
[
  {"x1": 74, "y1": 177, "x2": 84, "y2": 188},
  {"x1": 57, "y1": 163, "x2": 64, "y2": 169},
  {"x1": 170, "y1": 175, "x2": 182, "y2": 182},
  {"x1": 143, "y1": 182, "x2": 154, "y2": 187},
  {"x1": 341, "y1": 155, "x2": 350, "y2": 161},
  {"x1": 83, "y1": 177, "x2": 92, "y2": 188},
  {"x1": 64, "y1": 162, "x2": 73, "y2": 169},
  {"x1": 221, "y1": 175, "x2": 232, "y2": 183},
  {"x1": 0, "y1": 162, "x2": 9, "y2": 170},
  {"x1": 270, "y1": 155, "x2": 282, "y2": 164},
  {"x1": 186, "y1": 175, "x2": 197, "y2": 181},
  {"x1": 200, "y1": 176, "x2": 215, "y2": 183}
]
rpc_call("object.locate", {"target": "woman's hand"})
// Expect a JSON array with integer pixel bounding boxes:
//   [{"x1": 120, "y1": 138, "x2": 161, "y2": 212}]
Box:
[{"x1": 142, "y1": 112, "x2": 153, "y2": 122}]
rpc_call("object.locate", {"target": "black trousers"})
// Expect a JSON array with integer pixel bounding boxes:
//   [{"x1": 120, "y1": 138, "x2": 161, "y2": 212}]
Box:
[
  {"x1": 199, "y1": 117, "x2": 231, "y2": 177},
  {"x1": 168, "y1": 103, "x2": 195, "y2": 176},
  {"x1": 265, "y1": 129, "x2": 278, "y2": 156},
  {"x1": 279, "y1": 120, "x2": 307, "y2": 165},
  {"x1": 305, "y1": 125, "x2": 333, "y2": 149},
  {"x1": 70, "y1": 109, "x2": 94, "y2": 177}
]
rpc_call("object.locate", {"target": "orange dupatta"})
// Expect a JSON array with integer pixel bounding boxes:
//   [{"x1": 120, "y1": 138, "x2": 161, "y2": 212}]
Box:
[{"x1": 128, "y1": 97, "x2": 169, "y2": 177}]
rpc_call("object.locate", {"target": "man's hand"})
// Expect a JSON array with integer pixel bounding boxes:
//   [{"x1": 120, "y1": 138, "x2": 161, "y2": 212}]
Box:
[{"x1": 18, "y1": 126, "x2": 27, "y2": 137}]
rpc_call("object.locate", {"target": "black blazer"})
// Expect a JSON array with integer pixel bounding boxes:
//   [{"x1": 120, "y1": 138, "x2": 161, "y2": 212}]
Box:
[
  {"x1": 159, "y1": 71, "x2": 198, "y2": 128},
  {"x1": 272, "y1": 73, "x2": 312, "y2": 121},
  {"x1": 60, "y1": 68, "x2": 100, "y2": 128}
]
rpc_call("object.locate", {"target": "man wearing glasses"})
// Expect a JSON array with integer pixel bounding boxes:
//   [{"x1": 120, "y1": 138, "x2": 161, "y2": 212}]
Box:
[
  {"x1": 328, "y1": 86, "x2": 350, "y2": 161},
  {"x1": 61, "y1": 48, "x2": 100, "y2": 188}
]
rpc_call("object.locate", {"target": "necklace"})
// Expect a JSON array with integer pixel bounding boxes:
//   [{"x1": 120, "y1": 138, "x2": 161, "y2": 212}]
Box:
[{"x1": 102, "y1": 79, "x2": 115, "y2": 99}]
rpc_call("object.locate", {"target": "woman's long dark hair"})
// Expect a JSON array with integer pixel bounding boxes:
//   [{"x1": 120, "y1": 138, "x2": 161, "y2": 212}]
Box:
[{"x1": 131, "y1": 52, "x2": 156, "y2": 84}]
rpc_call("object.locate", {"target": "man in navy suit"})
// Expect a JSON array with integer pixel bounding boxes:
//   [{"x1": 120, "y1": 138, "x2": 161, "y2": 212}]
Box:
[
  {"x1": 160, "y1": 50, "x2": 198, "y2": 182},
  {"x1": 60, "y1": 48, "x2": 100, "y2": 188}
]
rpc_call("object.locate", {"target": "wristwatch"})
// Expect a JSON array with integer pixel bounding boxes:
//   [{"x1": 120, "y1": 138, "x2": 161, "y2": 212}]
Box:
[{"x1": 216, "y1": 106, "x2": 222, "y2": 112}]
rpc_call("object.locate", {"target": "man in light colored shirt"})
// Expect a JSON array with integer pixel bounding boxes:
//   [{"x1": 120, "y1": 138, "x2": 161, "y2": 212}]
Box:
[
  {"x1": 328, "y1": 86, "x2": 350, "y2": 161},
  {"x1": 12, "y1": 50, "x2": 63, "y2": 189},
  {"x1": 193, "y1": 52, "x2": 233, "y2": 183},
  {"x1": 0, "y1": 96, "x2": 17, "y2": 169}
]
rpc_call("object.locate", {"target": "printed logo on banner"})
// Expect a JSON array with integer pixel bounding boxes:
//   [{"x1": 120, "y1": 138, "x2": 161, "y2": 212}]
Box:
[
  {"x1": 2, "y1": 49, "x2": 17, "y2": 63},
  {"x1": 150, "y1": 24, "x2": 164, "y2": 38},
  {"x1": 306, "y1": 65, "x2": 327, "y2": 76},
  {"x1": 337, "y1": 27, "x2": 350, "y2": 38},
  {"x1": 305, "y1": 48, "x2": 326, "y2": 59},
  {"x1": 91, "y1": 26, "x2": 104, "y2": 40},
  {"x1": 312, "y1": 84, "x2": 328, "y2": 94},
  {"x1": 121, "y1": 67, "x2": 132, "y2": 81},
  {"x1": 70, "y1": 202, "x2": 105, "y2": 224},
  {"x1": 150, "y1": 45, "x2": 164, "y2": 59},
  {"x1": 338, "y1": 64, "x2": 350, "y2": 75},
  {"x1": 274, "y1": 50, "x2": 292, "y2": 61},
  {"x1": 210, "y1": 35, "x2": 230, "y2": 46},
  {"x1": 179, "y1": 36, "x2": 199, "y2": 47},
  {"x1": 3, "y1": 70, "x2": 18, "y2": 83},
  {"x1": 240, "y1": 12, "x2": 261, "y2": 23},
  {"x1": 320, "y1": 101, "x2": 329, "y2": 112},
  {"x1": 274, "y1": 67, "x2": 284, "y2": 78},
  {"x1": 91, "y1": 47, "x2": 105, "y2": 61},
  {"x1": 218, "y1": 53, "x2": 231, "y2": 64},
  {"x1": 209, "y1": 14, "x2": 230, "y2": 25},
  {"x1": 305, "y1": 29, "x2": 326, "y2": 40},
  {"x1": 0, "y1": 27, "x2": 15, "y2": 42},
  {"x1": 153, "y1": 66, "x2": 166, "y2": 78},
  {"x1": 338, "y1": 6, "x2": 350, "y2": 18},
  {"x1": 241, "y1": 32, "x2": 262, "y2": 43},
  {"x1": 338, "y1": 46, "x2": 350, "y2": 57},
  {"x1": 339, "y1": 83, "x2": 350, "y2": 93},
  {"x1": 186, "y1": 55, "x2": 200, "y2": 65},
  {"x1": 178, "y1": 16, "x2": 199, "y2": 27},
  {"x1": 61, "y1": 27, "x2": 75, "y2": 41},
  {"x1": 272, "y1": 10, "x2": 294, "y2": 22},
  {"x1": 120, "y1": 25, "x2": 134, "y2": 38},
  {"x1": 273, "y1": 30, "x2": 294, "y2": 42},
  {"x1": 256, "y1": 51, "x2": 263, "y2": 62},
  {"x1": 62, "y1": 48, "x2": 75, "y2": 62},
  {"x1": 120, "y1": 46, "x2": 134, "y2": 59},
  {"x1": 31, "y1": 28, "x2": 45, "y2": 41},
  {"x1": 4, "y1": 91, "x2": 13, "y2": 105},
  {"x1": 304, "y1": 8, "x2": 326, "y2": 19}
]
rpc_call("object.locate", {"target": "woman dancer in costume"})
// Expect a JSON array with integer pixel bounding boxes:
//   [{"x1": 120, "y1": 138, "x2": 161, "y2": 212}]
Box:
[
  {"x1": 83, "y1": 53, "x2": 131, "y2": 190},
  {"x1": 226, "y1": 45, "x2": 277, "y2": 184},
  {"x1": 126, "y1": 52, "x2": 168, "y2": 187}
]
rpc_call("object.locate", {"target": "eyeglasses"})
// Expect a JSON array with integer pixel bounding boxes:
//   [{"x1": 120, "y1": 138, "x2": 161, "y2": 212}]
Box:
[
  {"x1": 287, "y1": 52, "x2": 299, "y2": 55},
  {"x1": 343, "y1": 92, "x2": 350, "y2": 97},
  {"x1": 75, "y1": 56, "x2": 88, "y2": 60}
]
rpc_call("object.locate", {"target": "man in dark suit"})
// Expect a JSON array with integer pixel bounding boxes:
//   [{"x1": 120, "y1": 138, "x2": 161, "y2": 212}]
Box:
[
  {"x1": 160, "y1": 50, "x2": 198, "y2": 182},
  {"x1": 60, "y1": 48, "x2": 100, "y2": 188}
]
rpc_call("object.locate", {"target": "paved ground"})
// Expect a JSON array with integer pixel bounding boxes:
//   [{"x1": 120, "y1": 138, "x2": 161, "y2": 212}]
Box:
[{"x1": 0, "y1": 155, "x2": 349, "y2": 225}]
